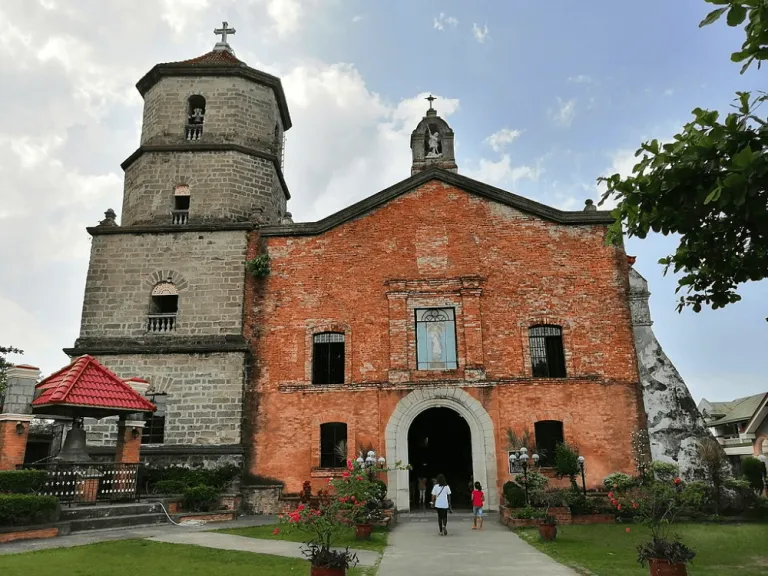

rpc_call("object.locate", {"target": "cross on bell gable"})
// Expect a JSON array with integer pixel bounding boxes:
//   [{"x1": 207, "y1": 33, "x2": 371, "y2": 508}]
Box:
[{"x1": 213, "y1": 21, "x2": 236, "y2": 52}]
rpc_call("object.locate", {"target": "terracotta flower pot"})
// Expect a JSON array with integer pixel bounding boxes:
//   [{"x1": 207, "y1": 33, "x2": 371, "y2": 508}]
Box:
[
  {"x1": 354, "y1": 523, "x2": 373, "y2": 540},
  {"x1": 310, "y1": 565, "x2": 345, "y2": 576},
  {"x1": 537, "y1": 523, "x2": 557, "y2": 541},
  {"x1": 648, "y1": 558, "x2": 688, "y2": 576}
]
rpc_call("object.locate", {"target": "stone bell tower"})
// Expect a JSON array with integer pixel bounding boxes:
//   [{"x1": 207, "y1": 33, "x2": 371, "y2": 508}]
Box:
[
  {"x1": 67, "y1": 24, "x2": 293, "y2": 467},
  {"x1": 411, "y1": 95, "x2": 457, "y2": 175}
]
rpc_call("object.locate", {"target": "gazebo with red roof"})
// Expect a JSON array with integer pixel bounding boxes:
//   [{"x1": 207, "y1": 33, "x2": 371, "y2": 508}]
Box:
[{"x1": 31, "y1": 355, "x2": 156, "y2": 465}]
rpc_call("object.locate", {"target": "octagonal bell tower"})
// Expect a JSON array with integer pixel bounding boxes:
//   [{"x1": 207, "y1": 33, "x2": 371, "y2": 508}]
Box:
[{"x1": 121, "y1": 24, "x2": 293, "y2": 226}]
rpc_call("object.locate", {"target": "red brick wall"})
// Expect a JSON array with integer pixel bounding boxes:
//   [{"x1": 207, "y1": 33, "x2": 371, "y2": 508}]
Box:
[
  {"x1": 115, "y1": 424, "x2": 141, "y2": 464},
  {"x1": 246, "y1": 179, "x2": 644, "y2": 499},
  {"x1": 0, "y1": 527, "x2": 59, "y2": 543},
  {"x1": 0, "y1": 420, "x2": 29, "y2": 471}
]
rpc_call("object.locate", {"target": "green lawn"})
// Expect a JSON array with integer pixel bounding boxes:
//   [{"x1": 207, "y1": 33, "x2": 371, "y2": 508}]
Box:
[
  {"x1": 517, "y1": 523, "x2": 768, "y2": 576},
  {"x1": 216, "y1": 523, "x2": 389, "y2": 553},
  {"x1": 0, "y1": 540, "x2": 376, "y2": 576}
]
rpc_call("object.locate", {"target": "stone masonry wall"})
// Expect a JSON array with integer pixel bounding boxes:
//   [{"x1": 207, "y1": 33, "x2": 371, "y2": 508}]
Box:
[
  {"x1": 79, "y1": 229, "x2": 247, "y2": 339},
  {"x1": 246, "y1": 180, "x2": 644, "y2": 498},
  {"x1": 85, "y1": 352, "x2": 245, "y2": 446},
  {"x1": 140, "y1": 76, "x2": 283, "y2": 151},
  {"x1": 121, "y1": 151, "x2": 286, "y2": 226}
]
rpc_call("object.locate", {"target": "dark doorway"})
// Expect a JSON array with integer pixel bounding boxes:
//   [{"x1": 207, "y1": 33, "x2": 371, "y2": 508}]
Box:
[{"x1": 407, "y1": 407, "x2": 472, "y2": 509}]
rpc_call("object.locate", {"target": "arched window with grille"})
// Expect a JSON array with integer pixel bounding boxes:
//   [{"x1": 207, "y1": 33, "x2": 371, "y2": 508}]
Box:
[
  {"x1": 312, "y1": 332, "x2": 345, "y2": 384},
  {"x1": 534, "y1": 420, "x2": 564, "y2": 467},
  {"x1": 528, "y1": 325, "x2": 566, "y2": 377},
  {"x1": 320, "y1": 422, "x2": 347, "y2": 468},
  {"x1": 186, "y1": 95, "x2": 206, "y2": 140},
  {"x1": 147, "y1": 281, "x2": 178, "y2": 333}
]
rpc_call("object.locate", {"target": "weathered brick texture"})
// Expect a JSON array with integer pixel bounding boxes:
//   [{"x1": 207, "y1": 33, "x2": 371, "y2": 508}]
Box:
[
  {"x1": 247, "y1": 180, "x2": 644, "y2": 502},
  {"x1": 0, "y1": 420, "x2": 29, "y2": 471},
  {"x1": 79, "y1": 230, "x2": 247, "y2": 339}
]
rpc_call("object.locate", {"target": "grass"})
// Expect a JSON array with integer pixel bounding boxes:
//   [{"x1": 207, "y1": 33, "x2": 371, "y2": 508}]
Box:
[
  {"x1": 216, "y1": 523, "x2": 389, "y2": 553},
  {"x1": 0, "y1": 539, "x2": 377, "y2": 576},
  {"x1": 517, "y1": 523, "x2": 768, "y2": 576}
]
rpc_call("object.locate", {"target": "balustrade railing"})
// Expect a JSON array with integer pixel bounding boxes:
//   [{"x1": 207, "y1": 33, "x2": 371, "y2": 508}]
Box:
[
  {"x1": 147, "y1": 313, "x2": 176, "y2": 333},
  {"x1": 171, "y1": 209, "x2": 189, "y2": 225},
  {"x1": 185, "y1": 124, "x2": 203, "y2": 140},
  {"x1": 22, "y1": 462, "x2": 142, "y2": 505}
]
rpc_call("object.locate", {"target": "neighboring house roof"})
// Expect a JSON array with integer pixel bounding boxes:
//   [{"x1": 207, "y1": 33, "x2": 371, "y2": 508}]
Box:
[
  {"x1": 699, "y1": 392, "x2": 768, "y2": 427},
  {"x1": 260, "y1": 167, "x2": 614, "y2": 237},
  {"x1": 32, "y1": 355, "x2": 156, "y2": 418}
]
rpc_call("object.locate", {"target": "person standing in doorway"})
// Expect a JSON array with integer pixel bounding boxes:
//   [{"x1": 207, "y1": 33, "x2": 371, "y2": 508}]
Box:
[
  {"x1": 418, "y1": 476, "x2": 427, "y2": 507},
  {"x1": 431, "y1": 473, "x2": 452, "y2": 535},
  {"x1": 471, "y1": 482, "x2": 485, "y2": 530}
]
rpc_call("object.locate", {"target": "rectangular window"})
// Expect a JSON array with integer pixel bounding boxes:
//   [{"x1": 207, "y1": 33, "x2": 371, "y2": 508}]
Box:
[
  {"x1": 142, "y1": 394, "x2": 166, "y2": 444},
  {"x1": 534, "y1": 420, "x2": 564, "y2": 467},
  {"x1": 415, "y1": 308, "x2": 458, "y2": 370},
  {"x1": 529, "y1": 325, "x2": 566, "y2": 378},
  {"x1": 320, "y1": 422, "x2": 347, "y2": 468},
  {"x1": 312, "y1": 332, "x2": 345, "y2": 385}
]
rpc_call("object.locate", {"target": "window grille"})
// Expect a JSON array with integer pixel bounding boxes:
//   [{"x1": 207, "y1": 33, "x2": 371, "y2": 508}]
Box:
[{"x1": 529, "y1": 325, "x2": 566, "y2": 377}]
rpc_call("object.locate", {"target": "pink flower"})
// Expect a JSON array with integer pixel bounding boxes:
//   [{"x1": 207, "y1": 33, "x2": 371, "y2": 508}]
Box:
[
  {"x1": 617, "y1": 504, "x2": 622, "y2": 511},
  {"x1": 608, "y1": 491, "x2": 614, "y2": 498},
  {"x1": 632, "y1": 502, "x2": 638, "y2": 509},
  {"x1": 273, "y1": 528, "x2": 280, "y2": 535},
  {"x1": 674, "y1": 477, "x2": 681, "y2": 485},
  {"x1": 342, "y1": 472, "x2": 351, "y2": 479}
]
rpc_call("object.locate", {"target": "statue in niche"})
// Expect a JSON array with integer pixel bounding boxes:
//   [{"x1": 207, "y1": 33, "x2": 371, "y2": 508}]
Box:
[
  {"x1": 425, "y1": 125, "x2": 442, "y2": 158},
  {"x1": 189, "y1": 108, "x2": 205, "y2": 124}
]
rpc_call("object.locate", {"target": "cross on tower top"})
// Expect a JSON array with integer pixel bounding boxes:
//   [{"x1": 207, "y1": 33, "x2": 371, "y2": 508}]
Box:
[
  {"x1": 213, "y1": 21, "x2": 236, "y2": 51},
  {"x1": 425, "y1": 94, "x2": 437, "y2": 110}
]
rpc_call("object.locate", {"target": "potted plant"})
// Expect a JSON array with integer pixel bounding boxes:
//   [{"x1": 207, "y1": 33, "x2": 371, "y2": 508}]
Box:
[
  {"x1": 612, "y1": 476, "x2": 696, "y2": 576},
  {"x1": 536, "y1": 491, "x2": 560, "y2": 541}
]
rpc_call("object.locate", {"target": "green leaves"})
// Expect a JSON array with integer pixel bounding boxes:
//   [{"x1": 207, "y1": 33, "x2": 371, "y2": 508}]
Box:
[
  {"x1": 726, "y1": 3, "x2": 747, "y2": 26},
  {"x1": 699, "y1": 7, "x2": 727, "y2": 27},
  {"x1": 699, "y1": 1, "x2": 767, "y2": 73}
]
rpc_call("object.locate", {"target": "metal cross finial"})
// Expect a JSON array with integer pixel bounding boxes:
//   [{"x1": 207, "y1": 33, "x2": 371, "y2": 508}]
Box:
[
  {"x1": 425, "y1": 94, "x2": 437, "y2": 109},
  {"x1": 214, "y1": 21, "x2": 236, "y2": 44}
]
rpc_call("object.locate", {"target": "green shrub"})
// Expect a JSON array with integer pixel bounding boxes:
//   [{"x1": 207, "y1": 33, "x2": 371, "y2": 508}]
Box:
[
  {"x1": 680, "y1": 481, "x2": 713, "y2": 516},
  {"x1": 565, "y1": 489, "x2": 597, "y2": 515},
  {"x1": 0, "y1": 494, "x2": 58, "y2": 526},
  {"x1": 509, "y1": 506, "x2": 545, "y2": 519},
  {"x1": 0, "y1": 470, "x2": 49, "y2": 494},
  {"x1": 723, "y1": 478, "x2": 759, "y2": 514},
  {"x1": 650, "y1": 461, "x2": 679, "y2": 483},
  {"x1": 154, "y1": 480, "x2": 187, "y2": 494},
  {"x1": 503, "y1": 481, "x2": 526, "y2": 507},
  {"x1": 741, "y1": 457, "x2": 766, "y2": 493},
  {"x1": 532, "y1": 488, "x2": 569, "y2": 507},
  {"x1": 143, "y1": 464, "x2": 240, "y2": 493},
  {"x1": 183, "y1": 485, "x2": 221, "y2": 512},
  {"x1": 603, "y1": 472, "x2": 636, "y2": 492},
  {"x1": 554, "y1": 443, "x2": 580, "y2": 489}
]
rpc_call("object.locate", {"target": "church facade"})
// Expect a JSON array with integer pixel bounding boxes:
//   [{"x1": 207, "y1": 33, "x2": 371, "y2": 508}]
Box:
[{"x1": 69, "y1": 32, "x2": 653, "y2": 511}]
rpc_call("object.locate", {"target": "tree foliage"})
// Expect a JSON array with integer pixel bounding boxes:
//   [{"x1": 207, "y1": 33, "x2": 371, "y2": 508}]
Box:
[
  {"x1": 0, "y1": 346, "x2": 23, "y2": 399},
  {"x1": 599, "y1": 0, "x2": 767, "y2": 314}
]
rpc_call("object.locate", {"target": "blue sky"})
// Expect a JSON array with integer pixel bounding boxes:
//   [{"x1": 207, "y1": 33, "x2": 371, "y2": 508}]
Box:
[{"x1": 0, "y1": 0, "x2": 764, "y2": 402}]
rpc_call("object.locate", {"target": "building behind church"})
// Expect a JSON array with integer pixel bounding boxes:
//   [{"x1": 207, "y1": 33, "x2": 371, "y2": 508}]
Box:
[{"x1": 59, "y1": 30, "x2": 717, "y2": 510}]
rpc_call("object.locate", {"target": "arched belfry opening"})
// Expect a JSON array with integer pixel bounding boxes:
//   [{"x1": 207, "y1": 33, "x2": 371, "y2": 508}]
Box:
[
  {"x1": 408, "y1": 407, "x2": 472, "y2": 509},
  {"x1": 186, "y1": 95, "x2": 206, "y2": 140},
  {"x1": 410, "y1": 95, "x2": 458, "y2": 175}
]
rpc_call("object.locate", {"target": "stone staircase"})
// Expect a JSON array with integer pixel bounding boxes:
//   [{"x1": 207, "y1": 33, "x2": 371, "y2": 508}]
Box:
[{"x1": 59, "y1": 501, "x2": 169, "y2": 532}]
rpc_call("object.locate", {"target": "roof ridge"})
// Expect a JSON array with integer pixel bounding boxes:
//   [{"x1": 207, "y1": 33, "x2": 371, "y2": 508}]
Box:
[{"x1": 50, "y1": 355, "x2": 92, "y2": 403}]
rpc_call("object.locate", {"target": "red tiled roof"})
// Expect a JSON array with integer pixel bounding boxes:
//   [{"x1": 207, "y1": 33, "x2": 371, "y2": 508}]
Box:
[
  {"x1": 32, "y1": 355, "x2": 156, "y2": 413},
  {"x1": 171, "y1": 49, "x2": 243, "y2": 66}
]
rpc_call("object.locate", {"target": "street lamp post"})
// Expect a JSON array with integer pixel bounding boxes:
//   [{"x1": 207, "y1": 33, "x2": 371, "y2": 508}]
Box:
[
  {"x1": 357, "y1": 450, "x2": 386, "y2": 480},
  {"x1": 577, "y1": 455, "x2": 587, "y2": 496},
  {"x1": 508, "y1": 447, "x2": 540, "y2": 506}
]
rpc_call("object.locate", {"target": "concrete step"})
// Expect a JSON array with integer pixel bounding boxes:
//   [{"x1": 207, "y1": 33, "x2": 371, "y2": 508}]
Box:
[
  {"x1": 60, "y1": 502, "x2": 164, "y2": 521},
  {"x1": 68, "y1": 512, "x2": 169, "y2": 532}
]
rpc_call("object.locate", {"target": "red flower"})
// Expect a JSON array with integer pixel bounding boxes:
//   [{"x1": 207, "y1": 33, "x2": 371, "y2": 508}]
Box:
[
  {"x1": 342, "y1": 472, "x2": 351, "y2": 479},
  {"x1": 617, "y1": 504, "x2": 622, "y2": 511},
  {"x1": 608, "y1": 491, "x2": 614, "y2": 498},
  {"x1": 355, "y1": 476, "x2": 363, "y2": 481},
  {"x1": 625, "y1": 527, "x2": 631, "y2": 533},
  {"x1": 632, "y1": 502, "x2": 639, "y2": 509},
  {"x1": 674, "y1": 477, "x2": 681, "y2": 485},
  {"x1": 611, "y1": 499, "x2": 618, "y2": 506},
  {"x1": 273, "y1": 528, "x2": 280, "y2": 535}
]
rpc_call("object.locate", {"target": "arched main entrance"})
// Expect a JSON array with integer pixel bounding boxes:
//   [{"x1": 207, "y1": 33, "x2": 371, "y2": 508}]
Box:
[
  {"x1": 408, "y1": 408, "x2": 472, "y2": 508},
  {"x1": 385, "y1": 387, "x2": 499, "y2": 511}
]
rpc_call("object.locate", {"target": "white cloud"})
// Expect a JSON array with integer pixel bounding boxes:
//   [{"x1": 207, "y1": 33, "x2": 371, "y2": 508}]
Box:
[
  {"x1": 463, "y1": 154, "x2": 541, "y2": 189},
  {"x1": 472, "y1": 23, "x2": 489, "y2": 43},
  {"x1": 433, "y1": 12, "x2": 458, "y2": 31},
  {"x1": 550, "y1": 97, "x2": 576, "y2": 127},
  {"x1": 485, "y1": 128, "x2": 522, "y2": 153},
  {"x1": 161, "y1": 0, "x2": 210, "y2": 35},
  {"x1": 567, "y1": 74, "x2": 592, "y2": 84},
  {"x1": 352, "y1": 14, "x2": 363, "y2": 23},
  {"x1": 267, "y1": 0, "x2": 303, "y2": 37}
]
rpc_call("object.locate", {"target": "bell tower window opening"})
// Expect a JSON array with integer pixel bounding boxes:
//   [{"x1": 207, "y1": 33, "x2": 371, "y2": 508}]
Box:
[
  {"x1": 415, "y1": 308, "x2": 457, "y2": 370},
  {"x1": 186, "y1": 95, "x2": 206, "y2": 141},
  {"x1": 148, "y1": 281, "x2": 178, "y2": 333},
  {"x1": 172, "y1": 185, "x2": 190, "y2": 225}
]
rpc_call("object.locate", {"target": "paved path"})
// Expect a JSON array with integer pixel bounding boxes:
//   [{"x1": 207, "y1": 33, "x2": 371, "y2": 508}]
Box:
[
  {"x1": 378, "y1": 512, "x2": 578, "y2": 576},
  {"x1": 149, "y1": 531, "x2": 379, "y2": 567}
]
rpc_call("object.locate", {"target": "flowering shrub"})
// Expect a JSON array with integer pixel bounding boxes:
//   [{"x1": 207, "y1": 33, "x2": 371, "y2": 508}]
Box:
[
  {"x1": 603, "y1": 472, "x2": 636, "y2": 492},
  {"x1": 328, "y1": 460, "x2": 385, "y2": 525}
]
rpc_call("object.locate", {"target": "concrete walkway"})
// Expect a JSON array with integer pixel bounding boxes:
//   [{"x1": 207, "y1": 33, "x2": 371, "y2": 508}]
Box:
[
  {"x1": 149, "y1": 531, "x2": 379, "y2": 567},
  {"x1": 378, "y1": 512, "x2": 578, "y2": 576}
]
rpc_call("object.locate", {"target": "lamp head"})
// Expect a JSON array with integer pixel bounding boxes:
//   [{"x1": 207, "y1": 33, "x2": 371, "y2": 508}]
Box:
[
  {"x1": 520, "y1": 453, "x2": 528, "y2": 463},
  {"x1": 577, "y1": 455, "x2": 585, "y2": 466},
  {"x1": 532, "y1": 453, "x2": 540, "y2": 464},
  {"x1": 519, "y1": 447, "x2": 528, "y2": 455}
]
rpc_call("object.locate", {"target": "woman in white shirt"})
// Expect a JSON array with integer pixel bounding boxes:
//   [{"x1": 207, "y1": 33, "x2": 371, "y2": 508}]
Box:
[{"x1": 431, "y1": 473, "x2": 452, "y2": 535}]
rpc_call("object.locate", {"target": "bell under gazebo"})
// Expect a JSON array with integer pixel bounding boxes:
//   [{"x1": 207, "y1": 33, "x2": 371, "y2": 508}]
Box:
[{"x1": 29, "y1": 355, "x2": 156, "y2": 503}]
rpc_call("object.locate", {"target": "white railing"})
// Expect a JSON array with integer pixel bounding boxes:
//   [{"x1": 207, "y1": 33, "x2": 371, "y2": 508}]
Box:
[
  {"x1": 185, "y1": 124, "x2": 203, "y2": 141},
  {"x1": 171, "y1": 210, "x2": 189, "y2": 225},
  {"x1": 147, "y1": 314, "x2": 176, "y2": 333}
]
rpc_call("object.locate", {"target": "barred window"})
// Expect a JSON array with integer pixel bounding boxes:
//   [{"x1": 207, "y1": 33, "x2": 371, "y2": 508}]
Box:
[
  {"x1": 415, "y1": 308, "x2": 457, "y2": 370},
  {"x1": 313, "y1": 332, "x2": 345, "y2": 385},
  {"x1": 529, "y1": 325, "x2": 566, "y2": 378},
  {"x1": 534, "y1": 420, "x2": 564, "y2": 466},
  {"x1": 320, "y1": 422, "x2": 347, "y2": 468},
  {"x1": 142, "y1": 393, "x2": 166, "y2": 444}
]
